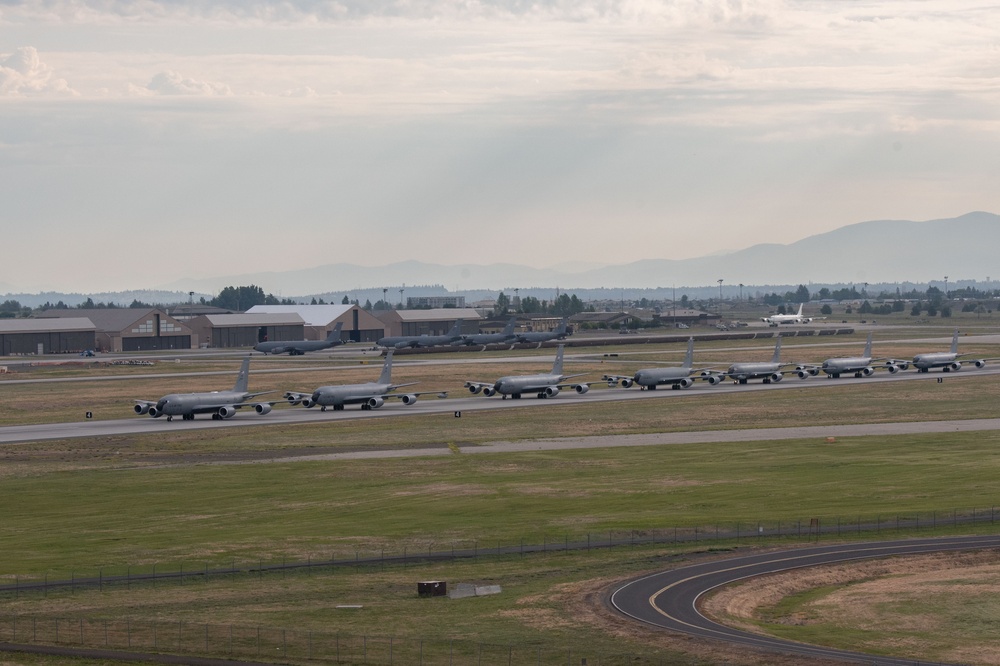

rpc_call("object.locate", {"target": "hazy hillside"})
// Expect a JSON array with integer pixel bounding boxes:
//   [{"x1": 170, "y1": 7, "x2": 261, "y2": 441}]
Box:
[{"x1": 151, "y1": 212, "x2": 997, "y2": 294}]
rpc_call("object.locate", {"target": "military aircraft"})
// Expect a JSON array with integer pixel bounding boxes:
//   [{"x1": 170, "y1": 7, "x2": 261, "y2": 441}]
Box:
[
  {"x1": 283, "y1": 351, "x2": 447, "y2": 411},
  {"x1": 254, "y1": 323, "x2": 344, "y2": 355},
  {"x1": 377, "y1": 320, "x2": 464, "y2": 350},
  {"x1": 762, "y1": 304, "x2": 817, "y2": 326},
  {"x1": 453, "y1": 317, "x2": 518, "y2": 348},
  {"x1": 133, "y1": 357, "x2": 274, "y2": 421},
  {"x1": 511, "y1": 317, "x2": 571, "y2": 345},
  {"x1": 910, "y1": 329, "x2": 988, "y2": 373},
  {"x1": 602, "y1": 337, "x2": 709, "y2": 390},
  {"x1": 797, "y1": 332, "x2": 906, "y2": 378},
  {"x1": 464, "y1": 344, "x2": 590, "y2": 399},
  {"x1": 703, "y1": 336, "x2": 810, "y2": 385}
]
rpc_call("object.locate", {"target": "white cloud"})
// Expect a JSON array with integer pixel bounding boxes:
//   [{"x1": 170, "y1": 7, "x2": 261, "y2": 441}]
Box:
[
  {"x1": 144, "y1": 70, "x2": 233, "y2": 96},
  {"x1": 0, "y1": 47, "x2": 77, "y2": 96}
]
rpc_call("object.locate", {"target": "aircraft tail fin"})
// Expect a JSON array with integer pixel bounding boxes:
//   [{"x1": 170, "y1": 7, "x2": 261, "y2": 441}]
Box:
[
  {"x1": 233, "y1": 357, "x2": 251, "y2": 393},
  {"x1": 683, "y1": 337, "x2": 694, "y2": 368},
  {"x1": 551, "y1": 344, "x2": 565, "y2": 375},
  {"x1": 378, "y1": 351, "x2": 394, "y2": 384},
  {"x1": 447, "y1": 319, "x2": 464, "y2": 337},
  {"x1": 772, "y1": 336, "x2": 782, "y2": 363},
  {"x1": 557, "y1": 317, "x2": 569, "y2": 334},
  {"x1": 325, "y1": 322, "x2": 344, "y2": 342},
  {"x1": 502, "y1": 317, "x2": 517, "y2": 335},
  {"x1": 796, "y1": 303, "x2": 804, "y2": 316},
  {"x1": 863, "y1": 332, "x2": 872, "y2": 358},
  {"x1": 951, "y1": 329, "x2": 959, "y2": 354}
]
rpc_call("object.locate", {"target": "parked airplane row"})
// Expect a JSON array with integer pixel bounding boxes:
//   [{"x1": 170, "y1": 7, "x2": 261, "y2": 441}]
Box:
[
  {"x1": 376, "y1": 317, "x2": 570, "y2": 350},
  {"x1": 602, "y1": 330, "x2": 991, "y2": 390},
  {"x1": 253, "y1": 318, "x2": 571, "y2": 355},
  {"x1": 133, "y1": 332, "x2": 991, "y2": 421}
]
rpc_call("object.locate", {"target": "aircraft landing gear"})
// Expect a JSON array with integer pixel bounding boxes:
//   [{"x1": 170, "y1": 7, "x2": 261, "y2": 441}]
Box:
[{"x1": 167, "y1": 416, "x2": 173, "y2": 422}]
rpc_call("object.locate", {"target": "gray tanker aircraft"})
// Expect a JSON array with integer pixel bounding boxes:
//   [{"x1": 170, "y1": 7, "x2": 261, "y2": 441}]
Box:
[
  {"x1": 801, "y1": 333, "x2": 908, "y2": 378},
  {"x1": 377, "y1": 320, "x2": 464, "y2": 350},
  {"x1": 284, "y1": 351, "x2": 447, "y2": 411},
  {"x1": 705, "y1": 336, "x2": 814, "y2": 385},
  {"x1": 454, "y1": 317, "x2": 517, "y2": 348},
  {"x1": 133, "y1": 357, "x2": 274, "y2": 421},
  {"x1": 254, "y1": 323, "x2": 343, "y2": 355},
  {"x1": 911, "y1": 329, "x2": 989, "y2": 372},
  {"x1": 603, "y1": 337, "x2": 710, "y2": 390},
  {"x1": 465, "y1": 344, "x2": 590, "y2": 399},
  {"x1": 511, "y1": 317, "x2": 570, "y2": 345}
]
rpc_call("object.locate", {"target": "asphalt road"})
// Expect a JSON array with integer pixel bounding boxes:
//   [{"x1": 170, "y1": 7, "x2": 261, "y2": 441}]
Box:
[
  {"x1": 610, "y1": 534, "x2": 1000, "y2": 665},
  {"x1": 2, "y1": 363, "x2": 1000, "y2": 445}
]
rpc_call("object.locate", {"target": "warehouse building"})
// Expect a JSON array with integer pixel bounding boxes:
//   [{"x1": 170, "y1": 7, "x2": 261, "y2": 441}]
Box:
[
  {"x1": 186, "y1": 313, "x2": 306, "y2": 349},
  {"x1": 36, "y1": 309, "x2": 193, "y2": 351},
  {"x1": 0, "y1": 318, "x2": 97, "y2": 355},
  {"x1": 245, "y1": 304, "x2": 385, "y2": 343},
  {"x1": 374, "y1": 308, "x2": 481, "y2": 337}
]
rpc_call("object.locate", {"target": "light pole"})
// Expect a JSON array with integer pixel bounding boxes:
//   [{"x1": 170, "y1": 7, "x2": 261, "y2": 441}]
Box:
[
  {"x1": 944, "y1": 276, "x2": 948, "y2": 298},
  {"x1": 739, "y1": 283, "x2": 743, "y2": 303},
  {"x1": 717, "y1": 279, "x2": 723, "y2": 313},
  {"x1": 383, "y1": 288, "x2": 387, "y2": 308},
  {"x1": 399, "y1": 285, "x2": 405, "y2": 308}
]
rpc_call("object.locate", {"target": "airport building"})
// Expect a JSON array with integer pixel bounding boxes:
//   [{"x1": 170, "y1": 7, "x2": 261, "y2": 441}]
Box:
[
  {"x1": 0, "y1": 318, "x2": 97, "y2": 355},
  {"x1": 245, "y1": 304, "x2": 385, "y2": 343},
  {"x1": 186, "y1": 313, "x2": 306, "y2": 349},
  {"x1": 35, "y1": 308, "x2": 193, "y2": 352},
  {"x1": 405, "y1": 296, "x2": 466, "y2": 309},
  {"x1": 374, "y1": 308, "x2": 481, "y2": 337}
]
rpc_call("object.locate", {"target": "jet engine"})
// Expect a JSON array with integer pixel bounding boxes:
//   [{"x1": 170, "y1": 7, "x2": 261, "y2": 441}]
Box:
[
  {"x1": 544, "y1": 386, "x2": 561, "y2": 397},
  {"x1": 254, "y1": 403, "x2": 272, "y2": 415},
  {"x1": 678, "y1": 377, "x2": 693, "y2": 389},
  {"x1": 861, "y1": 366, "x2": 874, "y2": 377},
  {"x1": 769, "y1": 373, "x2": 783, "y2": 383},
  {"x1": 574, "y1": 384, "x2": 589, "y2": 394},
  {"x1": 366, "y1": 396, "x2": 385, "y2": 409},
  {"x1": 482, "y1": 387, "x2": 497, "y2": 397},
  {"x1": 217, "y1": 405, "x2": 237, "y2": 419},
  {"x1": 947, "y1": 362, "x2": 962, "y2": 372},
  {"x1": 468, "y1": 385, "x2": 482, "y2": 394},
  {"x1": 148, "y1": 406, "x2": 161, "y2": 418},
  {"x1": 620, "y1": 378, "x2": 634, "y2": 388},
  {"x1": 706, "y1": 374, "x2": 725, "y2": 385},
  {"x1": 301, "y1": 397, "x2": 316, "y2": 408},
  {"x1": 400, "y1": 394, "x2": 418, "y2": 405},
  {"x1": 796, "y1": 369, "x2": 810, "y2": 379},
  {"x1": 975, "y1": 359, "x2": 987, "y2": 368},
  {"x1": 134, "y1": 404, "x2": 150, "y2": 415},
  {"x1": 886, "y1": 364, "x2": 900, "y2": 374}
]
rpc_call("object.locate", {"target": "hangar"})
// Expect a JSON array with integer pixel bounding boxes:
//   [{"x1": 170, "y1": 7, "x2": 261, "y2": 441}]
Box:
[
  {"x1": 36, "y1": 309, "x2": 193, "y2": 352},
  {"x1": 374, "y1": 308, "x2": 481, "y2": 337},
  {"x1": 245, "y1": 304, "x2": 385, "y2": 343},
  {"x1": 0, "y1": 318, "x2": 97, "y2": 355},
  {"x1": 186, "y1": 313, "x2": 306, "y2": 349}
]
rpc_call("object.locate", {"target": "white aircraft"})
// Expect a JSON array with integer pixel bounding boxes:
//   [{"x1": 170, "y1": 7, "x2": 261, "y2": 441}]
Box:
[
  {"x1": 762, "y1": 304, "x2": 817, "y2": 326},
  {"x1": 464, "y1": 345, "x2": 590, "y2": 399}
]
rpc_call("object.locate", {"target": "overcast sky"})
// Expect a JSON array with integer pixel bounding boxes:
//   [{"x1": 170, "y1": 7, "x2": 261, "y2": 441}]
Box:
[{"x1": 2, "y1": 0, "x2": 999, "y2": 293}]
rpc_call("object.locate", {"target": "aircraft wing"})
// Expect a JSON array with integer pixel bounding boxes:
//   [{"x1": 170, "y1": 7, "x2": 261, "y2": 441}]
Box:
[
  {"x1": 387, "y1": 389, "x2": 449, "y2": 400},
  {"x1": 387, "y1": 382, "x2": 419, "y2": 391},
  {"x1": 601, "y1": 374, "x2": 631, "y2": 382},
  {"x1": 283, "y1": 391, "x2": 313, "y2": 404}
]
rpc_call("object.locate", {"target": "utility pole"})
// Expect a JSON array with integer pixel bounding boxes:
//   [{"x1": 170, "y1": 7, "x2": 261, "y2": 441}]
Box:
[{"x1": 717, "y1": 279, "x2": 723, "y2": 313}]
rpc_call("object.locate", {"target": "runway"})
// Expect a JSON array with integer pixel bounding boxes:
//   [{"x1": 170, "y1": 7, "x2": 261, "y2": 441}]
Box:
[
  {"x1": 2, "y1": 364, "x2": 1000, "y2": 446},
  {"x1": 610, "y1": 535, "x2": 1000, "y2": 665}
]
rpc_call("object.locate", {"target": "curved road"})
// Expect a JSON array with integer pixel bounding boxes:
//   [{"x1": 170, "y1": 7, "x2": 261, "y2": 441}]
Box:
[{"x1": 611, "y1": 535, "x2": 1000, "y2": 665}]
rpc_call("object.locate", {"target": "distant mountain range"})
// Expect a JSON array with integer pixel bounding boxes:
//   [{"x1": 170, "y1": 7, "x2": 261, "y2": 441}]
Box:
[
  {"x1": 156, "y1": 211, "x2": 998, "y2": 294},
  {"x1": 4, "y1": 212, "x2": 997, "y2": 306}
]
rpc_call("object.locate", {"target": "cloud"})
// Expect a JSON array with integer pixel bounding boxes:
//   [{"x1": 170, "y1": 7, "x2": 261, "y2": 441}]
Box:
[
  {"x1": 0, "y1": 47, "x2": 77, "y2": 96},
  {"x1": 143, "y1": 70, "x2": 233, "y2": 96}
]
